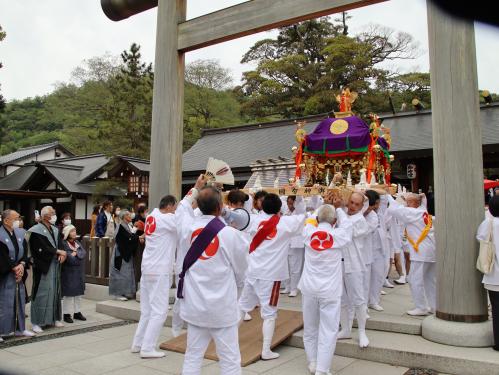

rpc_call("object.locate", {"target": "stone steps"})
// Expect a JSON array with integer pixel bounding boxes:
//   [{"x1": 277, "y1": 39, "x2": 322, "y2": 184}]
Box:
[
  {"x1": 286, "y1": 329, "x2": 499, "y2": 375},
  {"x1": 95, "y1": 299, "x2": 499, "y2": 374}
]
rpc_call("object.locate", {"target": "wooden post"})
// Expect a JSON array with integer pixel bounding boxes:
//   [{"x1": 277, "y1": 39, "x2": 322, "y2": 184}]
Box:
[
  {"x1": 427, "y1": 0, "x2": 487, "y2": 322},
  {"x1": 422, "y1": 0, "x2": 492, "y2": 347},
  {"x1": 148, "y1": 0, "x2": 186, "y2": 207}
]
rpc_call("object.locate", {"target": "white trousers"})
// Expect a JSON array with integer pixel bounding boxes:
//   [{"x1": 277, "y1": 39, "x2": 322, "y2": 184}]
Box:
[
  {"x1": 302, "y1": 294, "x2": 340, "y2": 373},
  {"x1": 408, "y1": 261, "x2": 436, "y2": 311},
  {"x1": 369, "y1": 251, "x2": 387, "y2": 305},
  {"x1": 362, "y1": 263, "x2": 372, "y2": 305},
  {"x1": 182, "y1": 323, "x2": 241, "y2": 375},
  {"x1": 341, "y1": 269, "x2": 365, "y2": 308},
  {"x1": 239, "y1": 278, "x2": 280, "y2": 320},
  {"x1": 172, "y1": 274, "x2": 185, "y2": 333},
  {"x1": 284, "y1": 247, "x2": 304, "y2": 291},
  {"x1": 63, "y1": 295, "x2": 82, "y2": 315},
  {"x1": 132, "y1": 274, "x2": 170, "y2": 352}
]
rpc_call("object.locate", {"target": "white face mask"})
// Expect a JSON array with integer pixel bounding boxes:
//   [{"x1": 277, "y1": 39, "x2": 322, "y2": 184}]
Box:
[
  {"x1": 131, "y1": 226, "x2": 138, "y2": 234},
  {"x1": 115, "y1": 210, "x2": 121, "y2": 216},
  {"x1": 63, "y1": 219, "x2": 72, "y2": 226},
  {"x1": 49, "y1": 215, "x2": 57, "y2": 225},
  {"x1": 131, "y1": 213, "x2": 136, "y2": 220},
  {"x1": 12, "y1": 220, "x2": 20, "y2": 229}
]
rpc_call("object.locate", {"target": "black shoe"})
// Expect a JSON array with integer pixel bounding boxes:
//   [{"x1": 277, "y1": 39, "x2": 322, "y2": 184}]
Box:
[
  {"x1": 63, "y1": 314, "x2": 74, "y2": 323},
  {"x1": 73, "y1": 312, "x2": 86, "y2": 321}
]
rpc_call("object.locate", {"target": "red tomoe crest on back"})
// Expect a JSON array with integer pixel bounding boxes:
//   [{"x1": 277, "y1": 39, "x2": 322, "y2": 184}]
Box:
[
  {"x1": 257, "y1": 220, "x2": 277, "y2": 240},
  {"x1": 191, "y1": 228, "x2": 220, "y2": 260},
  {"x1": 144, "y1": 216, "x2": 156, "y2": 235},
  {"x1": 310, "y1": 231, "x2": 334, "y2": 251}
]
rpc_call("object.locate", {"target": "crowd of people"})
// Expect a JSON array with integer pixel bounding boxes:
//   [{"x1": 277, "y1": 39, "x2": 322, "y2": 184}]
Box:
[
  {"x1": 124, "y1": 174, "x2": 443, "y2": 374},
  {"x1": 1, "y1": 177, "x2": 498, "y2": 375},
  {"x1": 0, "y1": 200, "x2": 149, "y2": 342}
]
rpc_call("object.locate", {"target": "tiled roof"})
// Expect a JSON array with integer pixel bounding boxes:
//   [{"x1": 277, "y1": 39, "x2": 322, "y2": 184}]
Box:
[
  {"x1": 182, "y1": 104, "x2": 499, "y2": 172},
  {"x1": 0, "y1": 142, "x2": 74, "y2": 166}
]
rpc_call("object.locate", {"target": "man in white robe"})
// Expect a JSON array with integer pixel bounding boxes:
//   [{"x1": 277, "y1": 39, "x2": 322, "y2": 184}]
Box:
[
  {"x1": 131, "y1": 177, "x2": 203, "y2": 358},
  {"x1": 179, "y1": 186, "x2": 248, "y2": 375},
  {"x1": 239, "y1": 193, "x2": 306, "y2": 360},
  {"x1": 337, "y1": 192, "x2": 370, "y2": 348},
  {"x1": 387, "y1": 193, "x2": 436, "y2": 316},
  {"x1": 363, "y1": 194, "x2": 379, "y2": 311},
  {"x1": 366, "y1": 192, "x2": 391, "y2": 312},
  {"x1": 280, "y1": 195, "x2": 306, "y2": 297},
  {"x1": 299, "y1": 203, "x2": 353, "y2": 375}
]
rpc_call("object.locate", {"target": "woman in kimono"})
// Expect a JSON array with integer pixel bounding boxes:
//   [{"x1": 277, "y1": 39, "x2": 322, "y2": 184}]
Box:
[
  {"x1": 61, "y1": 225, "x2": 87, "y2": 323},
  {"x1": 109, "y1": 210, "x2": 140, "y2": 301}
]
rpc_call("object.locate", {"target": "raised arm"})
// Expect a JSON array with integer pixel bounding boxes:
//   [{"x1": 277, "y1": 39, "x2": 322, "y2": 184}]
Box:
[
  {"x1": 331, "y1": 209, "x2": 353, "y2": 249},
  {"x1": 387, "y1": 195, "x2": 420, "y2": 225}
]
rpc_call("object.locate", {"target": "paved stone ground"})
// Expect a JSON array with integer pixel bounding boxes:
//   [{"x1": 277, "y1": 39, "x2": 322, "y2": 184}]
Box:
[{"x1": 0, "y1": 322, "x2": 411, "y2": 375}]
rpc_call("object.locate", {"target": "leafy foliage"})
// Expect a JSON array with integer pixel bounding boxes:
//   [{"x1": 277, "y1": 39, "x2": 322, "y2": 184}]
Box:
[
  {"x1": 239, "y1": 19, "x2": 419, "y2": 118},
  {"x1": 2, "y1": 17, "x2": 491, "y2": 160}
]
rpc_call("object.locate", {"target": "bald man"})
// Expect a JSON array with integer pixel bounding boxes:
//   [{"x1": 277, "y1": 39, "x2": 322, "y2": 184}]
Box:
[
  {"x1": 178, "y1": 186, "x2": 248, "y2": 375},
  {"x1": 387, "y1": 193, "x2": 436, "y2": 316},
  {"x1": 337, "y1": 192, "x2": 371, "y2": 348},
  {"x1": 29, "y1": 206, "x2": 67, "y2": 333},
  {"x1": 0, "y1": 210, "x2": 34, "y2": 341}
]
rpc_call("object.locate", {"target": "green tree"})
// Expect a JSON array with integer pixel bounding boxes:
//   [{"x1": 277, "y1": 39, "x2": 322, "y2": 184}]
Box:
[
  {"x1": 239, "y1": 18, "x2": 418, "y2": 119},
  {"x1": 183, "y1": 59, "x2": 243, "y2": 150},
  {"x1": 0, "y1": 25, "x2": 7, "y2": 146},
  {"x1": 102, "y1": 43, "x2": 154, "y2": 158},
  {"x1": 0, "y1": 25, "x2": 6, "y2": 111}
]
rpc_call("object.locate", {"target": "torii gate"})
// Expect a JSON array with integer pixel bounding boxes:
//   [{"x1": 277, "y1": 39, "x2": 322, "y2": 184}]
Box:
[{"x1": 101, "y1": 0, "x2": 491, "y2": 349}]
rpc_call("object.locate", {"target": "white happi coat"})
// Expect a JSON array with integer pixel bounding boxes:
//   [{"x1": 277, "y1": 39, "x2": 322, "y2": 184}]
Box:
[
  {"x1": 179, "y1": 215, "x2": 248, "y2": 328},
  {"x1": 342, "y1": 210, "x2": 370, "y2": 273},
  {"x1": 141, "y1": 198, "x2": 192, "y2": 276},
  {"x1": 298, "y1": 209, "x2": 353, "y2": 300},
  {"x1": 363, "y1": 210, "x2": 378, "y2": 265},
  {"x1": 387, "y1": 195, "x2": 436, "y2": 262},
  {"x1": 246, "y1": 213, "x2": 306, "y2": 281},
  {"x1": 281, "y1": 196, "x2": 306, "y2": 248}
]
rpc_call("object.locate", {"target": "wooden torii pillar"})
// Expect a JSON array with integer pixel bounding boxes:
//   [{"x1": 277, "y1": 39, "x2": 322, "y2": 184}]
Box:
[{"x1": 101, "y1": 0, "x2": 491, "y2": 346}]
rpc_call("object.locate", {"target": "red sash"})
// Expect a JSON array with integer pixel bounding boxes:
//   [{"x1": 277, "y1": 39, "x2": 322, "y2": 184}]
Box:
[{"x1": 249, "y1": 214, "x2": 280, "y2": 253}]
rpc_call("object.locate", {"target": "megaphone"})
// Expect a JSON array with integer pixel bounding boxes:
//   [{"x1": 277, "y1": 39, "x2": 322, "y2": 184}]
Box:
[
  {"x1": 222, "y1": 208, "x2": 251, "y2": 231},
  {"x1": 101, "y1": 0, "x2": 158, "y2": 21}
]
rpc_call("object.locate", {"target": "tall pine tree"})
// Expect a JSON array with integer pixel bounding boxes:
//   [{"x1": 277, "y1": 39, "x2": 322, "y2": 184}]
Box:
[{"x1": 103, "y1": 43, "x2": 154, "y2": 158}]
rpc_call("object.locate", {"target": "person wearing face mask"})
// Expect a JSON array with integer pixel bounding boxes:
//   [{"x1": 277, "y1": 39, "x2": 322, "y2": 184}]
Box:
[
  {"x1": 109, "y1": 210, "x2": 140, "y2": 301},
  {"x1": 28, "y1": 206, "x2": 67, "y2": 333},
  {"x1": 113, "y1": 206, "x2": 122, "y2": 228},
  {"x1": 61, "y1": 225, "x2": 87, "y2": 324},
  {"x1": 60, "y1": 213, "x2": 72, "y2": 228},
  {"x1": 0, "y1": 210, "x2": 35, "y2": 342}
]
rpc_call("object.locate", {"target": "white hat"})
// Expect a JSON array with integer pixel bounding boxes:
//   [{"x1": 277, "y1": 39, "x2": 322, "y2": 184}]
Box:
[{"x1": 63, "y1": 224, "x2": 76, "y2": 240}]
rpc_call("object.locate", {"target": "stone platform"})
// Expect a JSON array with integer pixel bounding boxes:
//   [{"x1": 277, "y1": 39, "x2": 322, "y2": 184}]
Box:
[{"x1": 95, "y1": 283, "x2": 499, "y2": 375}]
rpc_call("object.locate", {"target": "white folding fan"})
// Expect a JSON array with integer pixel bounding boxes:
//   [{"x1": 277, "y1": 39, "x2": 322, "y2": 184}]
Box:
[{"x1": 205, "y1": 157, "x2": 235, "y2": 185}]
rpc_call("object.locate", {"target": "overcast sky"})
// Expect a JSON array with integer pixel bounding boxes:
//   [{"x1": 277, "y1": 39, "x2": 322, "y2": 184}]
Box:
[{"x1": 0, "y1": 0, "x2": 498, "y2": 101}]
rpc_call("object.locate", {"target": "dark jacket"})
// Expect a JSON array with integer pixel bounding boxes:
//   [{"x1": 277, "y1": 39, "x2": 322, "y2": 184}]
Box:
[
  {"x1": 96, "y1": 211, "x2": 108, "y2": 238},
  {"x1": 114, "y1": 223, "x2": 139, "y2": 271},
  {"x1": 61, "y1": 240, "x2": 86, "y2": 297}
]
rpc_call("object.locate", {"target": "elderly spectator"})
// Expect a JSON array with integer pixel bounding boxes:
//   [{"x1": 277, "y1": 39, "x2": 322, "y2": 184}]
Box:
[
  {"x1": 61, "y1": 225, "x2": 87, "y2": 324},
  {"x1": 109, "y1": 210, "x2": 140, "y2": 301},
  {"x1": 28, "y1": 206, "x2": 67, "y2": 333},
  {"x1": 477, "y1": 195, "x2": 499, "y2": 351},
  {"x1": 96, "y1": 201, "x2": 114, "y2": 238},
  {"x1": 0, "y1": 210, "x2": 35, "y2": 342}
]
